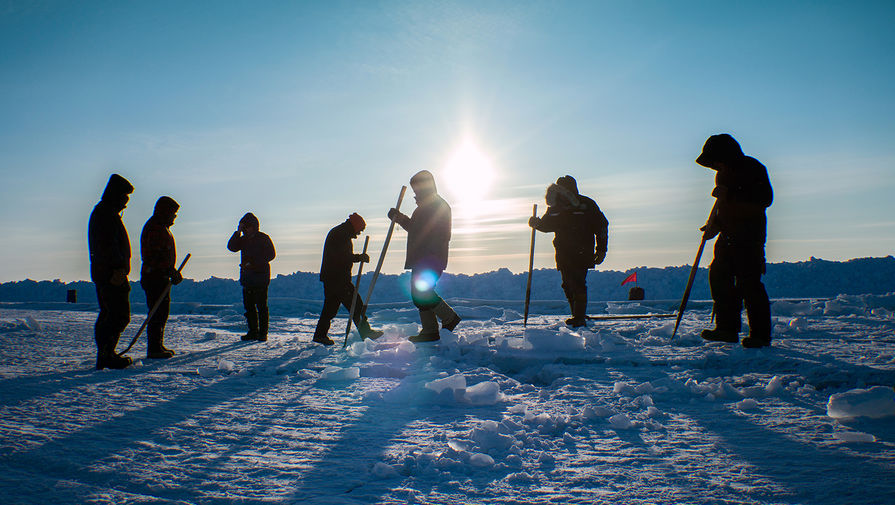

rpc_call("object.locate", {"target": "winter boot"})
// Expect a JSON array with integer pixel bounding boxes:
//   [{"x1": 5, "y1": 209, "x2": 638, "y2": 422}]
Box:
[
  {"x1": 257, "y1": 309, "x2": 269, "y2": 342},
  {"x1": 409, "y1": 309, "x2": 440, "y2": 342},
  {"x1": 96, "y1": 343, "x2": 132, "y2": 370},
  {"x1": 107, "y1": 353, "x2": 134, "y2": 369},
  {"x1": 433, "y1": 300, "x2": 461, "y2": 332},
  {"x1": 741, "y1": 336, "x2": 771, "y2": 348},
  {"x1": 242, "y1": 311, "x2": 260, "y2": 341},
  {"x1": 701, "y1": 328, "x2": 739, "y2": 343},
  {"x1": 147, "y1": 333, "x2": 175, "y2": 359},
  {"x1": 565, "y1": 293, "x2": 587, "y2": 328},
  {"x1": 312, "y1": 317, "x2": 335, "y2": 346},
  {"x1": 312, "y1": 334, "x2": 335, "y2": 346},
  {"x1": 356, "y1": 318, "x2": 383, "y2": 340}
]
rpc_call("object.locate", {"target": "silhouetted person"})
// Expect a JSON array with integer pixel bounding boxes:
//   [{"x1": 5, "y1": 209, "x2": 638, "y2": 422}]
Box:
[
  {"x1": 388, "y1": 170, "x2": 461, "y2": 342},
  {"x1": 88, "y1": 174, "x2": 135, "y2": 370},
  {"x1": 529, "y1": 175, "x2": 608, "y2": 327},
  {"x1": 312, "y1": 213, "x2": 383, "y2": 345},
  {"x1": 697, "y1": 134, "x2": 773, "y2": 348},
  {"x1": 227, "y1": 213, "x2": 276, "y2": 341},
  {"x1": 140, "y1": 196, "x2": 182, "y2": 359}
]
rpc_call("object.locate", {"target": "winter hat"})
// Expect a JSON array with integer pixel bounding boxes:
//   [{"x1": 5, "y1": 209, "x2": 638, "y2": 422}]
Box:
[
  {"x1": 556, "y1": 175, "x2": 579, "y2": 195},
  {"x1": 101, "y1": 173, "x2": 134, "y2": 202},
  {"x1": 348, "y1": 212, "x2": 366, "y2": 233},
  {"x1": 239, "y1": 212, "x2": 259, "y2": 229},
  {"x1": 154, "y1": 196, "x2": 179, "y2": 216},
  {"x1": 696, "y1": 134, "x2": 744, "y2": 168},
  {"x1": 410, "y1": 170, "x2": 437, "y2": 196}
]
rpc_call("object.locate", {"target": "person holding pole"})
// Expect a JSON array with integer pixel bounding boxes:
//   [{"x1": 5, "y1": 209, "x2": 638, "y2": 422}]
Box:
[
  {"x1": 227, "y1": 213, "x2": 276, "y2": 342},
  {"x1": 388, "y1": 170, "x2": 460, "y2": 342},
  {"x1": 88, "y1": 174, "x2": 136, "y2": 370},
  {"x1": 696, "y1": 134, "x2": 773, "y2": 348},
  {"x1": 140, "y1": 196, "x2": 183, "y2": 359},
  {"x1": 312, "y1": 213, "x2": 382, "y2": 345},
  {"x1": 528, "y1": 175, "x2": 608, "y2": 328}
]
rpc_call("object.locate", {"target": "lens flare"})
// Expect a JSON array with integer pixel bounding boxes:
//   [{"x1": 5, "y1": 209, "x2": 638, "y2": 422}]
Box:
[{"x1": 413, "y1": 269, "x2": 438, "y2": 293}]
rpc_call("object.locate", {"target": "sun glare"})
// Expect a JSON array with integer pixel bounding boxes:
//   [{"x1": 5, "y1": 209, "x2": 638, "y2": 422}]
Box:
[{"x1": 442, "y1": 138, "x2": 496, "y2": 211}]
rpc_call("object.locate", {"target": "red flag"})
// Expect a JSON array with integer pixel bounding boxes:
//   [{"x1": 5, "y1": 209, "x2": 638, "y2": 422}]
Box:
[{"x1": 621, "y1": 272, "x2": 637, "y2": 286}]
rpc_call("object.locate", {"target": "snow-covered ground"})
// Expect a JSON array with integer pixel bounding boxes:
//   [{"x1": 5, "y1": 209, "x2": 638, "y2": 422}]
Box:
[{"x1": 1, "y1": 295, "x2": 894, "y2": 504}]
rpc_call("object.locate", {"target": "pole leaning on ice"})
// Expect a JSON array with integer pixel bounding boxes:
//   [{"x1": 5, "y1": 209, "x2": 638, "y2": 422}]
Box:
[
  {"x1": 671, "y1": 202, "x2": 718, "y2": 339},
  {"x1": 523, "y1": 204, "x2": 538, "y2": 327},
  {"x1": 118, "y1": 253, "x2": 191, "y2": 356},
  {"x1": 343, "y1": 235, "x2": 369, "y2": 348},
  {"x1": 363, "y1": 186, "x2": 407, "y2": 308}
]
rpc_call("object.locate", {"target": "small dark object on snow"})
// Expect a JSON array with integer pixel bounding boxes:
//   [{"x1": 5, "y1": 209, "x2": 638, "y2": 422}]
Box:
[{"x1": 628, "y1": 286, "x2": 644, "y2": 300}]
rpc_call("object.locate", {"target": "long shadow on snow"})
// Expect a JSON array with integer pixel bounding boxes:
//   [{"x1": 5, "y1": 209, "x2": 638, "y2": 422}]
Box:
[
  {"x1": 0, "y1": 341, "x2": 250, "y2": 408},
  {"x1": 612, "y1": 356, "x2": 895, "y2": 505},
  {"x1": 283, "y1": 402, "x2": 510, "y2": 505},
  {"x1": 0, "y1": 350, "x2": 319, "y2": 503},
  {"x1": 283, "y1": 360, "x2": 512, "y2": 504},
  {"x1": 488, "y1": 333, "x2": 894, "y2": 504}
]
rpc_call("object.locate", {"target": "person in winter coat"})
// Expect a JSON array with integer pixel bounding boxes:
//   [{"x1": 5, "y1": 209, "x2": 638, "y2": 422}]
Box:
[
  {"x1": 312, "y1": 213, "x2": 383, "y2": 345},
  {"x1": 529, "y1": 175, "x2": 609, "y2": 327},
  {"x1": 227, "y1": 213, "x2": 276, "y2": 341},
  {"x1": 696, "y1": 134, "x2": 773, "y2": 348},
  {"x1": 88, "y1": 174, "x2": 136, "y2": 370},
  {"x1": 388, "y1": 170, "x2": 461, "y2": 342},
  {"x1": 140, "y1": 196, "x2": 183, "y2": 359}
]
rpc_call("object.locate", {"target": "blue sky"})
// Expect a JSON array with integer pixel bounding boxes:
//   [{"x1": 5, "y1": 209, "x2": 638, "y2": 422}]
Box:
[{"x1": 1, "y1": 0, "x2": 893, "y2": 282}]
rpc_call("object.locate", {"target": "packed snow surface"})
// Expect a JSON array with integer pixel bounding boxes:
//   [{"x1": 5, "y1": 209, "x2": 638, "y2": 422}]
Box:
[{"x1": 1, "y1": 295, "x2": 894, "y2": 504}]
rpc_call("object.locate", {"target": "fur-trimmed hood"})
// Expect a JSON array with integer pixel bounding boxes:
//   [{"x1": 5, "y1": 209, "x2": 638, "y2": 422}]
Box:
[{"x1": 545, "y1": 182, "x2": 584, "y2": 209}]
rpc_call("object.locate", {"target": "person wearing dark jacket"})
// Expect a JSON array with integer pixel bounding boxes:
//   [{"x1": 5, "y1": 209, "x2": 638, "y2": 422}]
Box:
[
  {"x1": 312, "y1": 213, "x2": 383, "y2": 345},
  {"x1": 88, "y1": 174, "x2": 135, "y2": 370},
  {"x1": 697, "y1": 134, "x2": 773, "y2": 348},
  {"x1": 140, "y1": 196, "x2": 183, "y2": 359},
  {"x1": 529, "y1": 175, "x2": 609, "y2": 327},
  {"x1": 227, "y1": 213, "x2": 276, "y2": 341},
  {"x1": 388, "y1": 170, "x2": 461, "y2": 342}
]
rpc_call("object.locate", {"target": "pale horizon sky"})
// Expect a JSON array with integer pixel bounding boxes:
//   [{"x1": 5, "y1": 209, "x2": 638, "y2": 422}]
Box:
[{"x1": 2, "y1": 1, "x2": 894, "y2": 282}]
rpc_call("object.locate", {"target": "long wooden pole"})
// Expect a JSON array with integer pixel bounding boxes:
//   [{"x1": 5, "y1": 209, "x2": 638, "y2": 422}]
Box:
[
  {"x1": 343, "y1": 236, "x2": 369, "y2": 348},
  {"x1": 671, "y1": 202, "x2": 718, "y2": 339},
  {"x1": 118, "y1": 253, "x2": 190, "y2": 356},
  {"x1": 363, "y1": 186, "x2": 407, "y2": 308},
  {"x1": 523, "y1": 204, "x2": 538, "y2": 327}
]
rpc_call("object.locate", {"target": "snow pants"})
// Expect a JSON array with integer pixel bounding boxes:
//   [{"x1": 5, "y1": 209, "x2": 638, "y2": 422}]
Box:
[
  {"x1": 709, "y1": 238, "x2": 771, "y2": 340},
  {"x1": 141, "y1": 277, "x2": 171, "y2": 350},
  {"x1": 559, "y1": 266, "x2": 589, "y2": 319},
  {"x1": 243, "y1": 285, "x2": 269, "y2": 336},
  {"x1": 94, "y1": 281, "x2": 131, "y2": 354},
  {"x1": 314, "y1": 280, "x2": 367, "y2": 339},
  {"x1": 410, "y1": 268, "x2": 444, "y2": 310}
]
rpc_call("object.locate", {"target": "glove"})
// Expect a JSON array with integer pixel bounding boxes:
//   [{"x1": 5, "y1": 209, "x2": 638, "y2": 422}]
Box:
[
  {"x1": 110, "y1": 268, "x2": 128, "y2": 286},
  {"x1": 700, "y1": 221, "x2": 720, "y2": 240},
  {"x1": 594, "y1": 250, "x2": 606, "y2": 265},
  {"x1": 170, "y1": 269, "x2": 183, "y2": 285},
  {"x1": 355, "y1": 253, "x2": 370, "y2": 263},
  {"x1": 387, "y1": 208, "x2": 400, "y2": 221},
  {"x1": 711, "y1": 185, "x2": 728, "y2": 200},
  {"x1": 528, "y1": 216, "x2": 540, "y2": 228}
]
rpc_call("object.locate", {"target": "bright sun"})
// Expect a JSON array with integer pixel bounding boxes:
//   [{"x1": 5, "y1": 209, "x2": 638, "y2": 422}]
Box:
[{"x1": 442, "y1": 138, "x2": 495, "y2": 208}]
